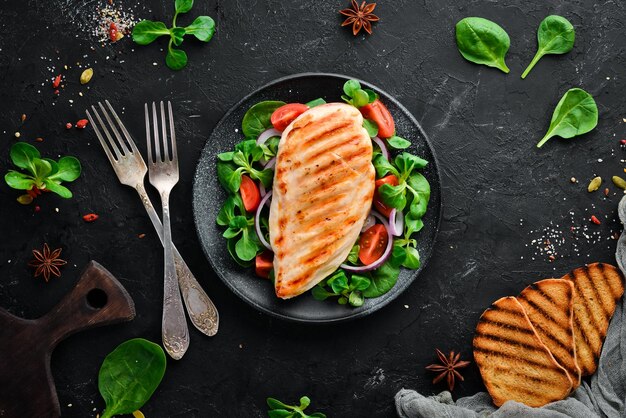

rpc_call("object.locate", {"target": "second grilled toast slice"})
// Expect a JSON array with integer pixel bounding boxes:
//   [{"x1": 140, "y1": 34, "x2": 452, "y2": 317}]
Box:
[
  {"x1": 564, "y1": 263, "x2": 624, "y2": 375},
  {"x1": 474, "y1": 296, "x2": 573, "y2": 407}
]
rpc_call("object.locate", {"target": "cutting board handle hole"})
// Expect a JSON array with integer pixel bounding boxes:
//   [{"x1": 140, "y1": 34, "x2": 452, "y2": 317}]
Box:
[{"x1": 86, "y1": 288, "x2": 108, "y2": 309}]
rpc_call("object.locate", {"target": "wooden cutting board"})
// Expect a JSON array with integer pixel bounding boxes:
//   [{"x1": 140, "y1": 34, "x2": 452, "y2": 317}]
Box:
[{"x1": 0, "y1": 261, "x2": 136, "y2": 418}]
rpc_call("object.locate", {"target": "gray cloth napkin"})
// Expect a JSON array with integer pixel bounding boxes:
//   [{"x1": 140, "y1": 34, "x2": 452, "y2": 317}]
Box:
[{"x1": 395, "y1": 196, "x2": 626, "y2": 418}]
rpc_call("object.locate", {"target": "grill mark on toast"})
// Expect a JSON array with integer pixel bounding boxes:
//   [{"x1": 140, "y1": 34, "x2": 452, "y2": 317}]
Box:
[
  {"x1": 530, "y1": 322, "x2": 571, "y2": 353},
  {"x1": 476, "y1": 319, "x2": 534, "y2": 335},
  {"x1": 473, "y1": 346, "x2": 558, "y2": 369},
  {"x1": 488, "y1": 367, "x2": 554, "y2": 385},
  {"x1": 570, "y1": 272, "x2": 603, "y2": 347},
  {"x1": 583, "y1": 266, "x2": 611, "y2": 320},
  {"x1": 473, "y1": 331, "x2": 551, "y2": 353}
]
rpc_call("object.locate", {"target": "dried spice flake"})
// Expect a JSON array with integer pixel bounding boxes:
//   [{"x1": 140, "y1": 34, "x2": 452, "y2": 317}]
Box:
[
  {"x1": 425, "y1": 349, "x2": 471, "y2": 392},
  {"x1": 340, "y1": 0, "x2": 379, "y2": 36},
  {"x1": 83, "y1": 213, "x2": 99, "y2": 222},
  {"x1": 28, "y1": 243, "x2": 67, "y2": 282}
]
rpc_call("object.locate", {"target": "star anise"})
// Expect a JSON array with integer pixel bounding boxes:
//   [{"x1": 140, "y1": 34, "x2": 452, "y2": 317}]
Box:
[
  {"x1": 339, "y1": 0, "x2": 379, "y2": 36},
  {"x1": 425, "y1": 349, "x2": 471, "y2": 392},
  {"x1": 28, "y1": 243, "x2": 67, "y2": 282}
]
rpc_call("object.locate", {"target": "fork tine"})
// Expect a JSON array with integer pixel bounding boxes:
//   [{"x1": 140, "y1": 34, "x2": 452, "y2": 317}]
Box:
[
  {"x1": 151, "y1": 102, "x2": 162, "y2": 162},
  {"x1": 167, "y1": 101, "x2": 178, "y2": 162},
  {"x1": 104, "y1": 100, "x2": 140, "y2": 155},
  {"x1": 90, "y1": 104, "x2": 123, "y2": 160},
  {"x1": 98, "y1": 102, "x2": 131, "y2": 155},
  {"x1": 160, "y1": 101, "x2": 169, "y2": 161},
  {"x1": 145, "y1": 103, "x2": 153, "y2": 164},
  {"x1": 86, "y1": 108, "x2": 117, "y2": 164}
]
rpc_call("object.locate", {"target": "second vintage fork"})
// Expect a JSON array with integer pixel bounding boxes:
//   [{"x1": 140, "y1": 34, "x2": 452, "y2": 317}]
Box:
[
  {"x1": 146, "y1": 101, "x2": 188, "y2": 359},
  {"x1": 86, "y1": 101, "x2": 219, "y2": 340}
]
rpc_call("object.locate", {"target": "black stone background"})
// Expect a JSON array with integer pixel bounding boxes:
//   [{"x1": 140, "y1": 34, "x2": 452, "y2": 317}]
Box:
[{"x1": 0, "y1": 0, "x2": 625, "y2": 417}]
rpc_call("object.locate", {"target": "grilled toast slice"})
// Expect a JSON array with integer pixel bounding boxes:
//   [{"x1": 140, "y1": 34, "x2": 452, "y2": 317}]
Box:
[
  {"x1": 517, "y1": 279, "x2": 581, "y2": 389},
  {"x1": 563, "y1": 263, "x2": 624, "y2": 375},
  {"x1": 474, "y1": 296, "x2": 573, "y2": 407}
]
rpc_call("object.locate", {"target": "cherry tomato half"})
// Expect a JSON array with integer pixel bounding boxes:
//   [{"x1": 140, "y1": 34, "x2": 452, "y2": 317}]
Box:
[
  {"x1": 359, "y1": 224, "x2": 389, "y2": 265},
  {"x1": 255, "y1": 250, "x2": 274, "y2": 279},
  {"x1": 360, "y1": 99, "x2": 395, "y2": 139},
  {"x1": 271, "y1": 103, "x2": 309, "y2": 131},
  {"x1": 240, "y1": 175, "x2": 261, "y2": 212},
  {"x1": 373, "y1": 175, "x2": 398, "y2": 217}
]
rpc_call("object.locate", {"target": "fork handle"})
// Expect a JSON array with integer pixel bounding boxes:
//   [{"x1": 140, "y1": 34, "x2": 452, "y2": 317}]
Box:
[
  {"x1": 160, "y1": 192, "x2": 189, "y2": 360},
  {"x1": 134, "y1": 183, "x2": 219, "y2": 336}
]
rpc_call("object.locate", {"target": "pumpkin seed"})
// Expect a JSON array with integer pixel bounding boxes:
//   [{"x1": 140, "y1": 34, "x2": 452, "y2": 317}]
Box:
[
  {"x1": 80, "y1": 68, "x2": 93, "y2": 85},
  {"x1": 612, "y1": 176, "x2": 626, "y2": 189},
  {"x1": 587, "y1": 176, "x2": 602, "y2": 192}
]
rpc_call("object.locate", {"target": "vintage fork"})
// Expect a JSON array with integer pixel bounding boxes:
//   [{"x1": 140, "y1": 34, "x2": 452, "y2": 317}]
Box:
[
  {"x1": 86, "y1": 101, "x2": 219, "y2": 339},
  {"x1": 144, "y1": 101, "x2": 188, "y2": 359}
]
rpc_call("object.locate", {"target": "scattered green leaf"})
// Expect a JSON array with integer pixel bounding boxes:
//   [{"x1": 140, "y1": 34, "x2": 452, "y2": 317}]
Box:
[
  {"x1": 4, "y1": 142, "x2": 81, "y2": 200},
  {"x1": 266, "y1": 396, "x2": 326, "y2": 418},
  {"x1": 242, "y1": 101, "x2": 286, "y2": 138},
  {"x1": 455, "y1": 17, "x2": 511, "y2": 73},
  {"x1": 98, "y1": 338, "x2": 166, "y2": 418},
  {"x1": 536, "y1": 88, "x2": 598, "y2": 148},
  {"x1": 521, "y1": 15, "x2": 575, "y2": 79},
  {"x1": 132, "y1": 1, "x2": 216, "y2": 70}
]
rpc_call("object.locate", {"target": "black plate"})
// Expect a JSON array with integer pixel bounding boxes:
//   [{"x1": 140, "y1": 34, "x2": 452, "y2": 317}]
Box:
[{"x1": 193, "y1": 73, "x2": 442, "y2": 323}]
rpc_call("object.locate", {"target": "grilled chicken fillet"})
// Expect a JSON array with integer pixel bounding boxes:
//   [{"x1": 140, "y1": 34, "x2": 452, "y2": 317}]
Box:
[{"x1": 269, "y1": 103, "x2": 375, "y2": 299}]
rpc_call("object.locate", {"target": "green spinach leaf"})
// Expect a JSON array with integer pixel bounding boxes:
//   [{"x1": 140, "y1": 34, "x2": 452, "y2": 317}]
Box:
[
  {"x1": 4, "y1": 143, "x2": 81, "y2": 201},
  {"x1": 341, "y1": 79, "x2": 375, "y2": 108},
  {"x1": 242, "y1": 101, "x2": 286, "y2": 138},
  {"x1": 175, "y1": 0, "x2": 194, "y2": 14},
  {"x1": 521, "y1": 15, "x2": 575, "y2": 79},
  {"x1": 217, "y1": 161, "x2": 243, "y2": 193},
  {"x1": 305, "y1": 98, "x2": 326, "y2": 108},
  {"x1": 387, "y1": 136, "x2": 411, "y2": 150},
  {"x1": 132, "y1": 0, "x2": 216, "y2": 70},
  {"x1": 362, "y1": 261, "x2": 400, "y2": 298},
  {"x1": 184, "y1": 16, "x2": 216, "y2": 42},
  {"x1": 266, "y1": 396, "x2": 326, "y2": 418},
  {"x1": 455, "y1": 17, "x2": 510, "y2": 73},
  {"x1": 5, "y1": 171, "x2": 35, "y2": 189},
  {"x1": 166, "y1": 44, "x2": 188, "y2": 70},
  {"x1": 363, "y1": 119, "x2": 378, "y2": 137},
  {"x1": 98, "y1": 338, "x2": 166, "y2": 418},
  {"x1": 536, "y1": 88, "x2": 598, "y2": 148},
  {"x1": 10, "y1": 142, "x2": 40, "y2": 173},
  {"x1": 132, "y1": 20, "x2": 170, "y2": 45}
]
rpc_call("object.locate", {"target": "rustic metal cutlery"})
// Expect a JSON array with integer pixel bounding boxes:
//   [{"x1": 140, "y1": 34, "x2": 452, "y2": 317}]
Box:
[{"x1": 86, "y1": 100, "x2": 219, "y2": 356}]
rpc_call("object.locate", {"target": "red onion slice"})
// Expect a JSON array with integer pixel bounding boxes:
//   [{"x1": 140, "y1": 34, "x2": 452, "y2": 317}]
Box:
[
  {"x1": 259, "y1": 183, "x2": 267, "y2": 197},
  {"x1": 263, "y1": 157, "x2": 276, "y2": 169},
  {"x1": 361, "y1": 213, "x2": 375, "y2": 232},
  {"x1": 371, "y1": 136, "x2": 389, "y2": 161},
  {"x1": 388, "y1": 209, "x2": 404, "y2": 237},
  {"x1": 256, "y1": 128, "x2": 281, "y2": 146},
  {"x1": 340, "y1": 210, "x2": 393, "y2": 272},
  {"x1": 254, "y1": 191, "x2": 273, "y2": 251}
]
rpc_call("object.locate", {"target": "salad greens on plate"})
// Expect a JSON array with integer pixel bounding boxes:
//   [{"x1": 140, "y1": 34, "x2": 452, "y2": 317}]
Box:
[{"x1": 216, "y1": 79, "x2": 430, "y2": 307}]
